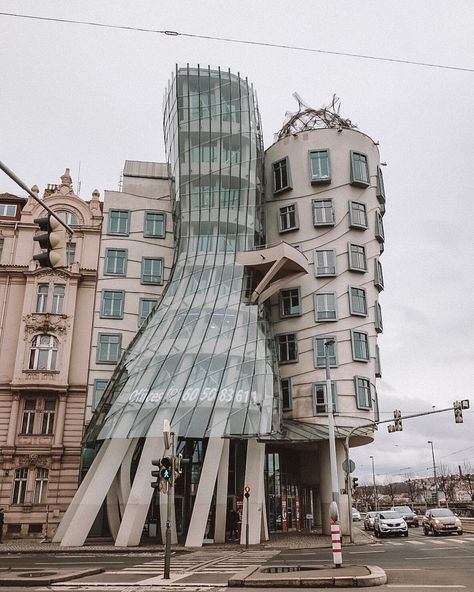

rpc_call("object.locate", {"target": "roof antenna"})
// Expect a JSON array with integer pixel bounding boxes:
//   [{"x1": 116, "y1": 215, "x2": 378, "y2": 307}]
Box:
[{"x1": 76, "y1": 161, "x2": 82, "y2": 195}]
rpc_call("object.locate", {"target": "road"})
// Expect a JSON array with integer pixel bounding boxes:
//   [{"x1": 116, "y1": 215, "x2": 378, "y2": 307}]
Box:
[{"x1": 1, "y1": 529, "x2": 474, "y2": 591}]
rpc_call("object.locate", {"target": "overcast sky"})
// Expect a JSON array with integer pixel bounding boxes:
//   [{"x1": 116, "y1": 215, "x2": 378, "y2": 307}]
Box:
[{"x1": 1, "y1": 1, "x2": 473, "y2": 483}]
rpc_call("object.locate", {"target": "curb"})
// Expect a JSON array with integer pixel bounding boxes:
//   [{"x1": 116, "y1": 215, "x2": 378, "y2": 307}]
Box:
[{"x1": 0, "y1": 567, "x2": 104, "y2": 586}]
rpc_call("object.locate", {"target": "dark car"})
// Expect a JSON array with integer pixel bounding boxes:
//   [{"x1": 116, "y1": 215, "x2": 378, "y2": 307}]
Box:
[
  {"x1": 423, "y1": 508, "x2": 463, "y2": 536},
  {"x1": 390, "y1": 505, "x2": 419, "y2": 527}
]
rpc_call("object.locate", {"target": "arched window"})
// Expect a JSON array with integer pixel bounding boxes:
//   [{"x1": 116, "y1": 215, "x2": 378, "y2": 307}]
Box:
[
  {"x1": 57, "y1": 210, "x2": 80, "y2": 226},
  {"x1": 29, "y1": 335, "x2": 58, "y2": 370}
]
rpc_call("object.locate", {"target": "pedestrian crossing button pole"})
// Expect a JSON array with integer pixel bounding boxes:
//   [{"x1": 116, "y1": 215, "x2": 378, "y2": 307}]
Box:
[
  {"x1": 329, "y1": 501, "x2": 342, "y2": 568},
  {"x1": 244, "y1": 485, "x2": 251, "y2": 549}
]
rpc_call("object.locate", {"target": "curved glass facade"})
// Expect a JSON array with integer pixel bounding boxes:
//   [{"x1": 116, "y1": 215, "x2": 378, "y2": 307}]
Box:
[{"x1": 86, "y1": 66, "x2": 279, "y2": 442}]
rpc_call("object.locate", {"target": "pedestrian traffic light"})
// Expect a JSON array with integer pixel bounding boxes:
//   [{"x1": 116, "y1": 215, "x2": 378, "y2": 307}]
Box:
[
  {"x1": 453, "y1": 401, "x2": 464, "y2": 423},
  {"x1": 33, "y1": 215, "x2": 67, "y2": 268},
  {"x1": 160, "y1": 457, "x2": 173, "y2": 481},
  {"x1": 151, "y1": 459, "x2": 161, "y2": 489},
  {"x1": 393, "y1": 409, "x2": 403, "y2": 431},
  {"x1": 244, "y1": 485, "x2": 251, "y2": 499},
  {"x1": 352, "y1": 477, "x2": 359, "y2": 490}
]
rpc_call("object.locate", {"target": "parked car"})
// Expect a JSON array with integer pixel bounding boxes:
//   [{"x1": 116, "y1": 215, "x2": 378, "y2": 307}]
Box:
[
  {"x1": 364, "y1": 511, "x2": 379, "y2": 531},
  {"x1": 352, "y1": 508, "x2": 361, "y2": 521},
  {"x1": 374, "y1": 511, "x2": 408, "y2": 538},
  {"x1": 390, "y1": 505, "x2": 419, "y2": 527},
  {"x1": 423, "y1": 508, "x2": 463, "y2": 536}
]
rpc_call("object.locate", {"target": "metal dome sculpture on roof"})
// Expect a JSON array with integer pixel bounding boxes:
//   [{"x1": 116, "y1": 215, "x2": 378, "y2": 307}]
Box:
[{"x1": 276, "y1": 93, "x2": 357, "y2": 140}]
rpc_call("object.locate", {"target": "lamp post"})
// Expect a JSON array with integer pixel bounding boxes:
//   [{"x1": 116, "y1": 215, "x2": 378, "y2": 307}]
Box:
[
  {"x1": 370, "y1": 455, "x2": 377, "y2": 511},
  {"x1": 325, "y1": 339, "x2": 339, "y2": 509},
  {"x1": 427, "y1": 440, "x2": 439, "y2": 507}
]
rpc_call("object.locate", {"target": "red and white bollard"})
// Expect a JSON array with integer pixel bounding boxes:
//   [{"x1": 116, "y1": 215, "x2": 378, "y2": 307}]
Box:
[{"x1": 330, "y1": 520, "x2": 342, "y2": 567}]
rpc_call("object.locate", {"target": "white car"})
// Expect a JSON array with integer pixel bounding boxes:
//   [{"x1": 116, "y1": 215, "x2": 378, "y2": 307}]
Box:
[
  {"x1": 352, "y1": 508, "x2": 362, "y2": 521},
  {"x1": 374, "y1": 511, "x2": 408, "y2": 538}
]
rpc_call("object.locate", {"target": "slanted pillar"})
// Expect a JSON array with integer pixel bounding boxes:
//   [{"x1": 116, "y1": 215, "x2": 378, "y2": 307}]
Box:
[
  {"x1": 240, "y1": 439, "x2": 265, "y2": 545},
  {"x1": 214, "y1": 438, "x2": 230, "y2": 543}
]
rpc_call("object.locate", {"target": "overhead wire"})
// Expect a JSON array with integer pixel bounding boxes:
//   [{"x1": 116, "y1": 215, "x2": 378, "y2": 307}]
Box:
[{"x1": 1, "y1": 12, "x2": 473, "y2": 73}]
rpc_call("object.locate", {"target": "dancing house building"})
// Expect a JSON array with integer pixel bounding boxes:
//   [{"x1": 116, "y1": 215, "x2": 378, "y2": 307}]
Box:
[{"x1": 55, "y1": 66, "x2": 386, "y2": 547}]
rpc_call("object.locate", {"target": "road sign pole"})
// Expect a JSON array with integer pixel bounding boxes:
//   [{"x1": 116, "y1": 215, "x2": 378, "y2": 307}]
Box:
[
  {"x1": 163, "y1": 431, "x2": 174, "y2": 580},
  {"x1": 244, "y1": 485, "x2": 251, "y2": 548}
]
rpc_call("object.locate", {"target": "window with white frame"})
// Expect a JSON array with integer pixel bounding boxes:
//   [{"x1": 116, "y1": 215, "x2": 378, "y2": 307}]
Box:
[
  {"x1": 375, "y1": 301, "x2": 383, "y2": 333},
  {"x1": 29, "y1": 335, "x2": 58, "y2": 370},
  {"x1": 273, "y1": 157, "x2": 292, "y2": 193},
  {"x1": 281, "y1": 378, "x2": 292, "y2": 410},
  {"x1": 314, "y1": 336, "x2": 337, "y2": 368},
  {"x1": 349, "y1": 201, "x2": 368, "y2": 229},
  {"x1": 92, "y1": 379, "x2": 109, "y2": 411},
  {"x1": 66, "y1": 242, "x2": 76, "y2": 265},
  {"x1": 276, "y1": 333, "x2": 298, "y2": 364},
  {"x1": 21, "y1": 400, "x2": 36, "y2": 434},
  {"x1": 97, "y1": 333, "x2": 122, "y2": 364},
  {"x1": 12, "y1": 467, "x2": 28, "y2": 504},
  {"x1": 144, "y1": 211, "x2": 166, "y2": 237},
  {"x1": 312, "y1": 199, "x2": 334, "y2": 226},
  {"x1": 315, "y1": 249, "x2": 336, "y2": 276},
  {"x1": 349, "y1": 286, "x2": 367, "y2": 316},
  {"x1": 101, "y1": 290, "x2": 125, "y2": 318},
  {"x1": 36, "y1": 284, "x2": 48, "y2": 313},
  {"x1": 280, "y1": 288, "x2": 301, "y2": 317},
  {"x1": 41, "y1": 400, "x2": 56, "y2": 434},
  {"x1": 350, "y1": 151, "x2": 370, "y2": 187},
  {"x1": 376, "y1": 165, "x2": 386, "y2": 203},
  {"x1": 374, "y1": 258, "x2": 384, "y2": 291},
  {"x1": 354, "y1": 376, "x2": 372, "y2": 408},
  {"x1": 0, "y1": 203, "x2": 17, "y2": 216},
  {"x1": 314, "y1": 292, "x2": 337, "y2": 321},
  {"x1": 309, "y1": 149, "x2": 331, "y2": 183},
  {"x1": 57, "y1": 210, "x2": 80, "y2": 226},
  {"x1": 313, "y1": 381, "x2": 337, "y2": 414},
  {"x1": 104, "y1": 248, "x2": 127, "y2": 276},
  {"x1": 279, "y1": 204, "x2": 298, "y2": 232},
  {"x1": 139, "y1": 298, "x2": 158, "y2": 326},
  {"x1": 21, "y1": 398, "x2": 56, "y2": 435},
  {"x1": 0, "y1": 237, "x2": 4, "y2": 261},
  {"x1": 141, "y1": 257, "x2": 164, "y2": 285},
  {"x1": 52, "y1": 284, "x2": 65, "y2": 314},
  {"x1": 351, "y1": 330, "x2": 369, "y2": 361},
  {"x1": 375, "y1": 210, "x2": 385, "y2": 242},
  {"x1": 348, "y1": 243, "x2": 367, "y2": 272},
  {"x1": 33, "y1": 468, "x2": 49, "y2": 504},
  {"x1": 108, "y1": 209, "x2": 130, "y2": 235},
  {"x1": 375, "y1": 344, "x2": 382, "y2": 378}
]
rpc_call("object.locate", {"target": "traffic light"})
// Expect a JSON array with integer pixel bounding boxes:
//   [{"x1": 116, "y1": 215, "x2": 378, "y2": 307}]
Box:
[
  {"x1": 173, "y1": 453, "x2": 189, "y2": 481},
  {"x1": 160, "y1": 457, "x2": 173, "y2": 481},
  {"x1": 33, "y1": 215, "x2": 67, "y2": 268},
  {"x1": 244, "y1": 485, "x2": 251, "y2": 499},
  {"x1": 151, "y1": 459, "x2": 161, "y2": 489},
  {"x1": 453, "y1": 401, "x2": 463, "y2": 423},
  {"x1": 394, "y1": 409, "x2": 403, "y2": 431},
  {"x1": 352, "y1": 477, "x2": 359, "y2": 491}
]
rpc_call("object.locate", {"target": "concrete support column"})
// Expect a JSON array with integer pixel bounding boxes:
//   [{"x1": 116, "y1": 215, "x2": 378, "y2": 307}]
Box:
[
  {"x1": 53, "y1": 395, "x2": 67, "y2": 447},
  {"x1": 106, "y1": 476, "x2": 121, "y2": 540},
  {"x1": 240, "y1": 439, "x2": 265, "y2": 545},
  {"x1": 318, "y1": 439, "x2": 346, "y2": 535},
  {"x1": 214, "y1": 438, "x2": 230, "y2": 543},
  {"x1": 6, "y1": 394, "x2": 20, "y2": 446}
]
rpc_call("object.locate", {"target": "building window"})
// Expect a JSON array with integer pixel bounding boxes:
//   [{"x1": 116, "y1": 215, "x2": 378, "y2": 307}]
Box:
[
  {"x1": 280, "y1": 288, "x2": 301, "y2": 317},
  {"x1": 281, "y1": 378, "x2": 292, "y2": 410},
  {"x1": 12, "y1": 468, "x2": 28, "y2": 504},
  {"x1": 66, "y1": 242, "x2": 76, "y2": 265},
  {"x1": 33, "y1": 468, "x2": 49, "y2": 504},
  {"x1": 315, "y1": 249, "x2": 336, "y2": 276},
  {"x1": 21, "y1": 400, "x2": 36, "y2": 434},
  {"x1": 141, "y1": 257, "x2": 164, "y2": 285},
  {"x1": 375, "y1": 211, "x2": 385, "y2": 243},
  {"x1": 29, "y1": 335, "x2": 58, "y2": 370},
  {"x1": 349, "y1": 286, "x2": 367, "y2": 316},
  {"x1": 52, "y1": 284, "x2": 65, "y2": 314},
  {"x1": 375, "y1": 344, "x2": 382, "y2": 378},
  {"x1": 349, "y1": 201, "x2": 368, "y2": 229},
  {"x1": 348, "y1": 243, "x2": 367, "y2": 272},
  {"x1": 350, "y1": 151, "x2": 370, "y2": 187},
  {"x1": 313, "y1": 382, "x2": 337, "y2": 415},
  {"x1": 97, "y1": 333, "x2": 122, "y2": 364},
  {"x1": 376, "y1": 165, "x2": 386, "y2": 203},
  {"x1": 375, "y1": 301, "x2": 383, "y2": 333},
  {"x1": 374, "y1": 258, "x2": 384, "y2": 291},
  {"x1": 57, "y1": 210, "x2": 80, "y2": 226},
  {"x1": 273, "y1": 157, "x2": 292, "y2": 193},
  {"x1": 104, "y1": 249, "x2": 127, "y2": 276},
  {"x1": 139, "y1": 298, "x2": 158, "y2": 326},
  {"x1": 309, "y1": 149, "x2": 331, "y2": 183},
  {"x1": 0, "y1": 238, "x2": 4, "y2": 261},
  {"x1": 36, "y1": 284, "x2": 48, "y2": 313},
  {"x1": 92, "y1": 379, "x2": 109, "y2": 411},
  {"x1": 314, "y1": 336, "x2": 337, "y2": 368},
  {"x1": 101, "y1": 290, "x2": 125, "y2": 319},
  {"x1": 279, "y1": 204, "x2": 298, "y2": 232},
  {"x1": 351, "y1": 330, "x2": 369, "y2": 361},
  {"x1": 354, "y1": 376, "x2": 372, "y2": 409},
  {"x1": 108, "y1": 209, "x2": 130, "y2": 235},
  {"x1": 276, "y1": 333, "x2": 298, "y2": 364},
  {"x1": 144, "y1": 211, "x2": 166, "y2": 238},
  {"x1": 0, "y1": 203, "x2": 17, "y2": 216},
  {"x1": 312, "y1": 199, "x2": 334, "y2": 226},
  {"x1": 314, "y1": 292, "x2": 337, "y2": 321},
  {"x1": 41, "y1": 400, "x2": 56, "y2": 435}
]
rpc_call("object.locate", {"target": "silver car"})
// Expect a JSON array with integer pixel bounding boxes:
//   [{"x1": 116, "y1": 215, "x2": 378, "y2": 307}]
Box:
[
  {"x1": 374, "y1": 511, "x2": 408, "y2": 538},
  {"x1": 364, "y1": 511, "x2": 379, "y2": 531}
]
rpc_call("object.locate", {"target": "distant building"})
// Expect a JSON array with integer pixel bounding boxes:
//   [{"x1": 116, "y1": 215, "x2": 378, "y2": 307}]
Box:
[{"x1": 0, "y1": 170, "x2": 102, "y2": 539}]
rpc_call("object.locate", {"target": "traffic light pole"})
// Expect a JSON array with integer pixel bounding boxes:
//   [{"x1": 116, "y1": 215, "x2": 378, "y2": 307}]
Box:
[
  {"x1": 0, "y1": 161, "x2": 73, "y2": 235},
  {"x1": 163, "y1": 432, "x2": 174, "y2": 580}
]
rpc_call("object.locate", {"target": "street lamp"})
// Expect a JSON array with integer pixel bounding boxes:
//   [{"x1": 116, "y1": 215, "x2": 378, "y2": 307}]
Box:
[
  {"x1": 370, "y1": 455, "x2": 378, "y2": 511},
  {"x1": 325, "y1": 338, "x2": 339, "y2": 510},
  {"x1": 427, "y1": 440, "x2": 439, "y2": 507}
]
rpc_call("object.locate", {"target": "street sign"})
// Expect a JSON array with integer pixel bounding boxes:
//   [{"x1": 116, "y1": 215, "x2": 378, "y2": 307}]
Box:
[{"x1": 342, "y1": 459, "x2": 356, "y2": 474}]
